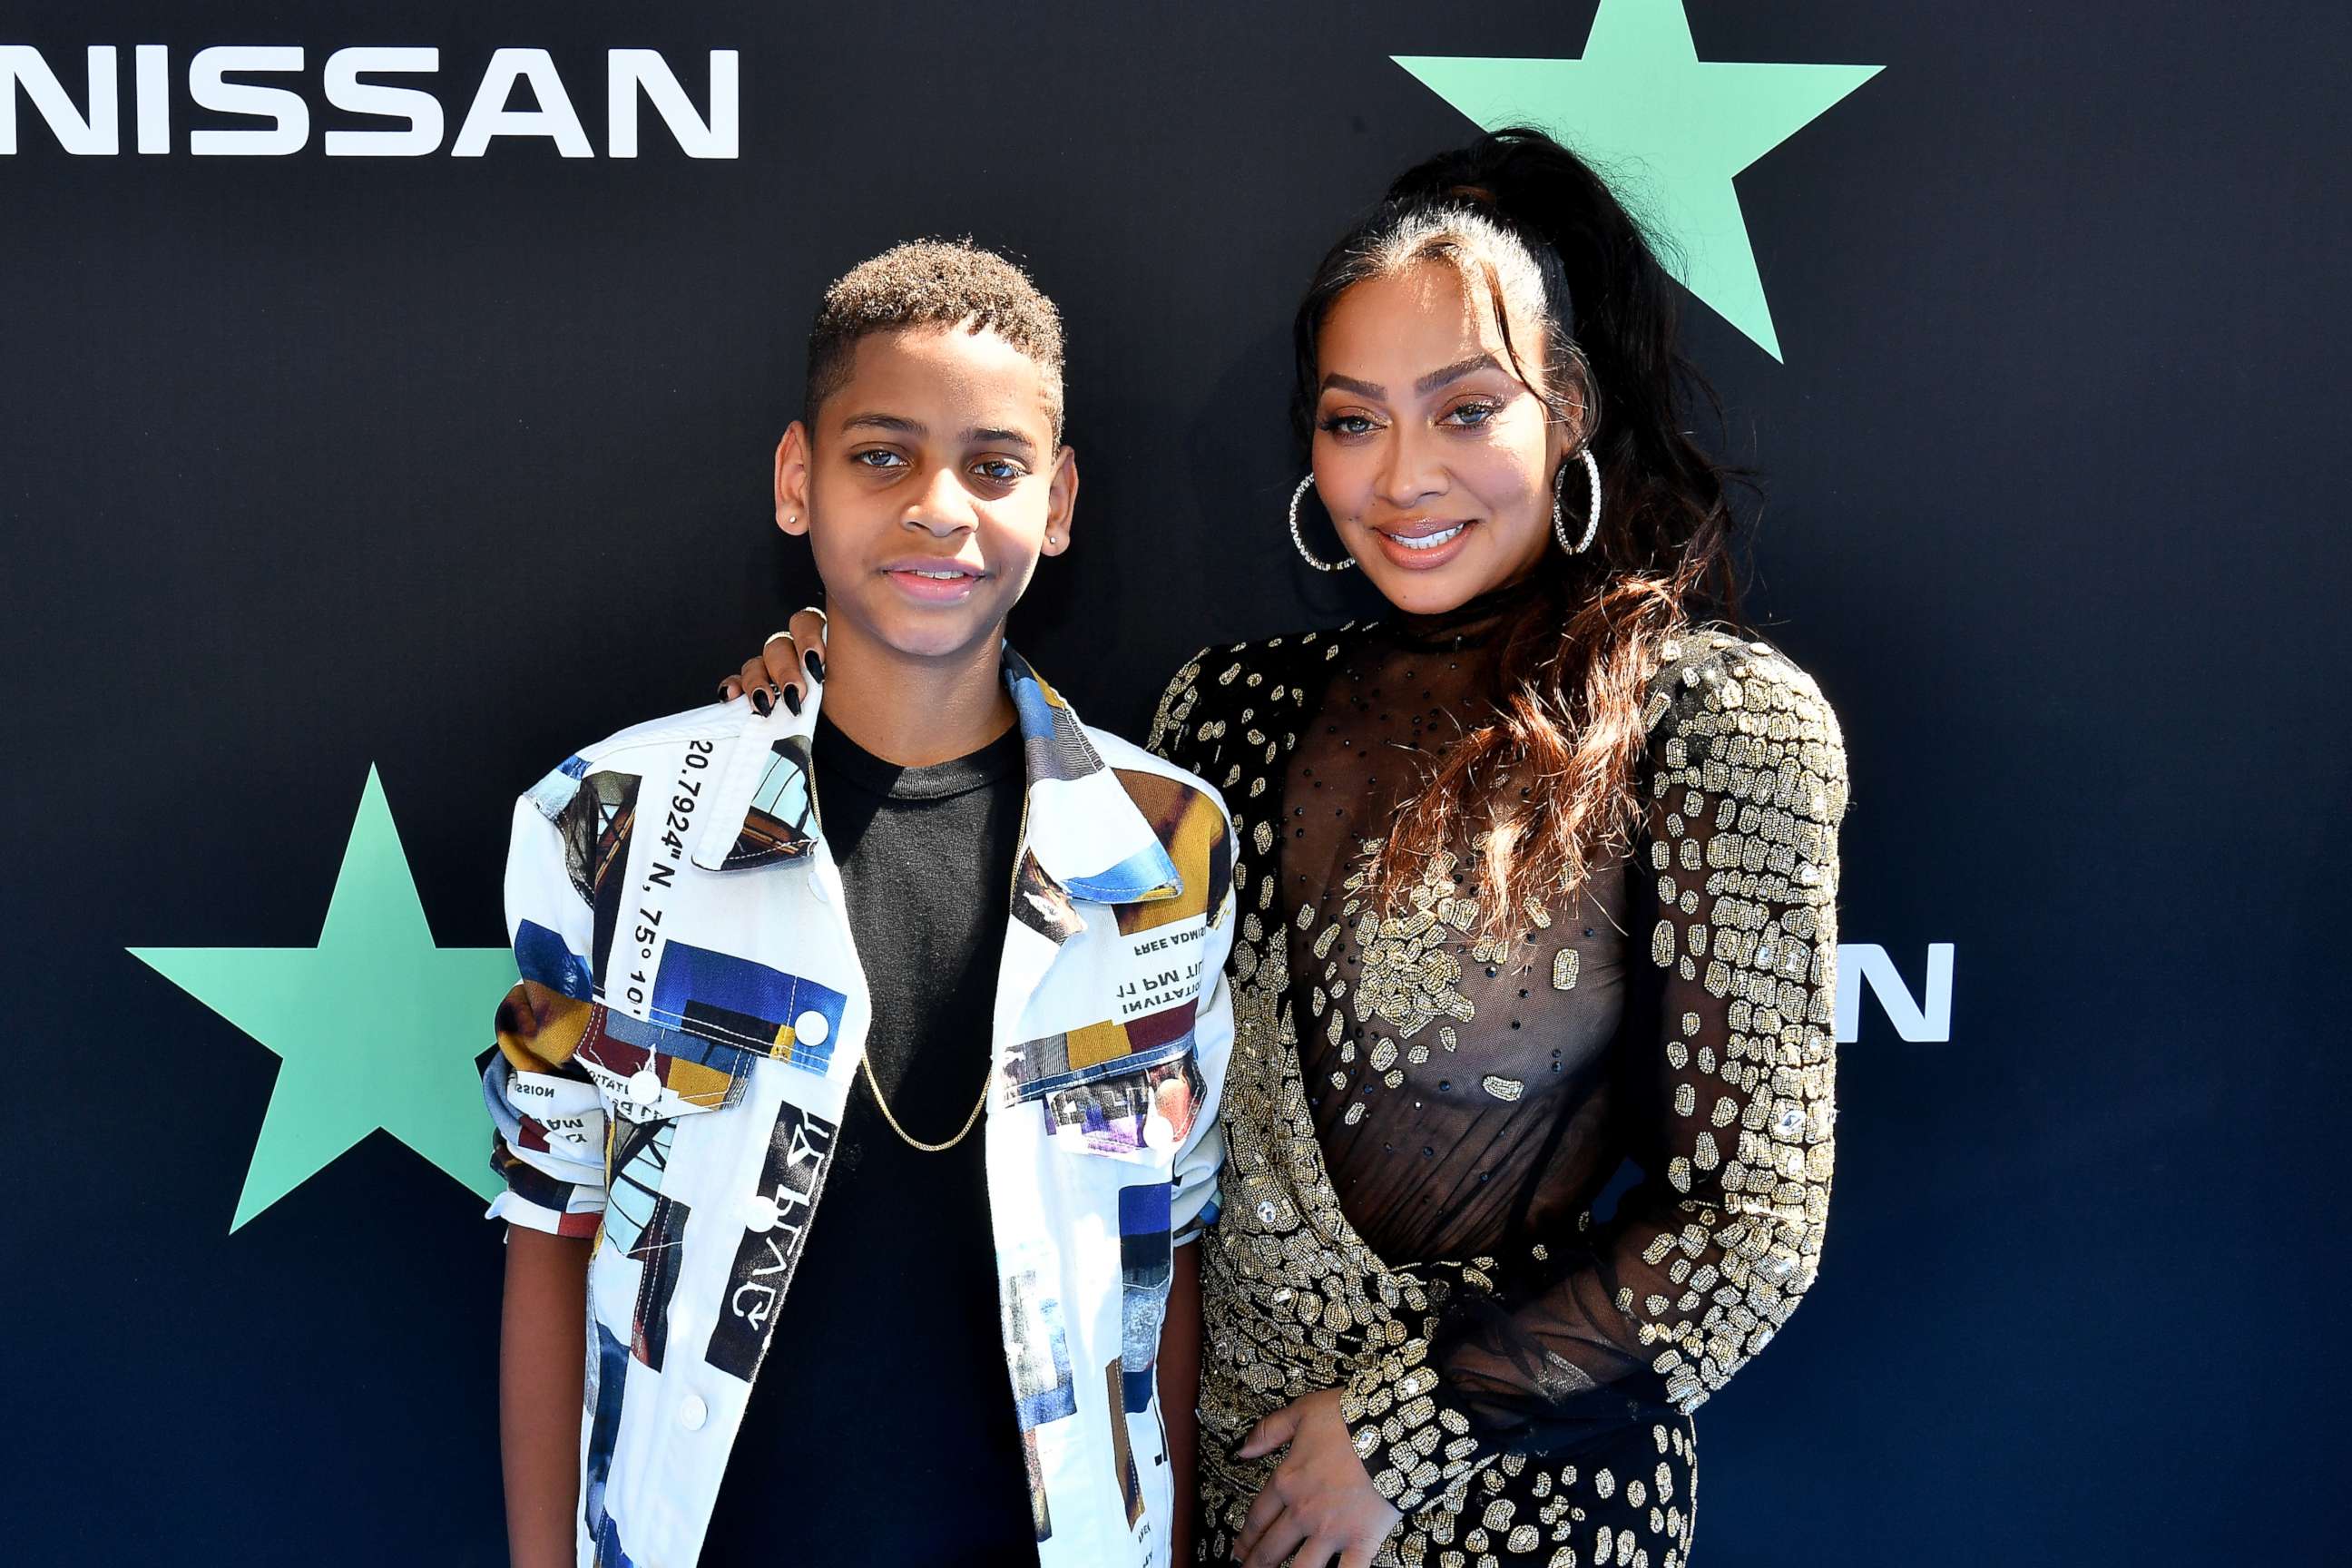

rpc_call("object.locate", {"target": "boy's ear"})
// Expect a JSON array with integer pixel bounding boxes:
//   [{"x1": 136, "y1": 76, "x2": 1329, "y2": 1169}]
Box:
[
  {"x1": 774, "y1": 422, "x2": 813, "y2": 536},
  {"x1": 1042, "y1": 444, "x2": 1079, "y2": 557}
]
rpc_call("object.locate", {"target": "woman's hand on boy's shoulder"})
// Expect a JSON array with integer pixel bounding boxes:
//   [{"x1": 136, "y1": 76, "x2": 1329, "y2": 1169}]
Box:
[{"x1": 718, "y1": 607, "x2": 829, "y2": 717}]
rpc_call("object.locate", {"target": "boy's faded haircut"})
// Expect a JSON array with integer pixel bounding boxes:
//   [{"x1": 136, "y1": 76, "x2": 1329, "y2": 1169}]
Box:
[{"x1": 804, "y1": 239, "x2": 1067, "y2": 443}]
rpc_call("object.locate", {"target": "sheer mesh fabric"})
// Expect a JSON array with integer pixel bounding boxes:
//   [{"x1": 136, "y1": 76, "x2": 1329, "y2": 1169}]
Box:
[
  {"x1": 1279, "y1": 602, "x2": 1843, "y2": 1458},
  {"x1": 1146, "y1": 605, "x2": 1845, "y2": 1552}
]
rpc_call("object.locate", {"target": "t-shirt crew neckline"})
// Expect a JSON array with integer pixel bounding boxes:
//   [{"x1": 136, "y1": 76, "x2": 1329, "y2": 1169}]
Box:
[{"x1": 809, "y1": 710, "x2": 1024, "y2": 802}]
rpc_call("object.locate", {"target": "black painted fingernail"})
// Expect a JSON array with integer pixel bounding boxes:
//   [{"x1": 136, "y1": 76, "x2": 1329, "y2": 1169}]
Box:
[
  {"x1": 750, "y1": 688, "x2": 771, "y2": 716},
  {"x1": 805, "y1": 650, "x2": 825, "y2": 684},
  {"x1": 782, "y1": 685, "x2": 802, "y2": 716}
]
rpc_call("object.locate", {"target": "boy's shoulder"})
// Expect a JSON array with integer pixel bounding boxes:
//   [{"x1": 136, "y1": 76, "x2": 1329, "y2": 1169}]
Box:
[
  {"x1": 516, "y1": 698, "x2": 751, "y2": 818},
  {"x1": 1087, "y1": 721, "x2": 1231, "y2": 822},
  {"x1": 567, "y1": 699, "x2": 750, "y2": 770},
  {"x1": 1075, "y1": 718, "x2": 1236, "y2": 925}
]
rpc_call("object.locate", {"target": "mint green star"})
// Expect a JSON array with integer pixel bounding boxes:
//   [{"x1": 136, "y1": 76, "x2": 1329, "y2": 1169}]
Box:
[
  {"x1": 130, "y1": 766, "x2": 515, "y2": 1230},
  {"x1": 1395, "y1": 0, "x2": 1882, "y2": 359}
]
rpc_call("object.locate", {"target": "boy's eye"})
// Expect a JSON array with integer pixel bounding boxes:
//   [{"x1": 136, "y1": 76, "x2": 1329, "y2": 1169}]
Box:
[
  {"x1": 852, "y1": 448, "x2": 905, "y2": 470},
  {"x1": 972, "y1": 457, "x2": 1024, "y2": 484}
]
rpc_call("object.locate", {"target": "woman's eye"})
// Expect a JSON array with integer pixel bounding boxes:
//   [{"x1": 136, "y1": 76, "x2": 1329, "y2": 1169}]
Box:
[
  {"x1": 1318, "y1": 414, "x2": 1376, "y2": 437},
  {"x1": 852, "y1": 448, "x2": 905, "y2": 470},
  {"x1": 1445, "y1": 402, "x2": 1500, "y2": 427}
]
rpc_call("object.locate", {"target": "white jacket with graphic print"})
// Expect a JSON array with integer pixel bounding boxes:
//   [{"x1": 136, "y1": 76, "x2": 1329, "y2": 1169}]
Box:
[{"x1": 482, "y1": 649, "x2": 1236, "y2": 1568}]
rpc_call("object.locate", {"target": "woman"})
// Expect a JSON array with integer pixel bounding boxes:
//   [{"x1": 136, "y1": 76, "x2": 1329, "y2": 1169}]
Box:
[{"x1": 732, "y1": 129, "x2": 1847, "y2": 1568}]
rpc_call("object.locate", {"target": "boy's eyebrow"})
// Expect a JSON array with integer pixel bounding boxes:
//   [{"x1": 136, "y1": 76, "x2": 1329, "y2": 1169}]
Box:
[
  {"x1": 839, "y1": 412, "x2": 925, "y2": 436},
  {"x1": 1318, "y1": 353, "x2": 1508, "y2": 404},
  {"x1": 969, "y1": 426, "x2": 1039, "y2": 457},
  {"x1": 838, "y1": 414, "x2": 1039, "y2": 457}
]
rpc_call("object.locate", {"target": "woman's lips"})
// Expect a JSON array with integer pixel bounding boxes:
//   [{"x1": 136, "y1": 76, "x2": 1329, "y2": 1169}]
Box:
[{"x1": 1367, "y1": 519, "x2": 1475, "y2": 572}]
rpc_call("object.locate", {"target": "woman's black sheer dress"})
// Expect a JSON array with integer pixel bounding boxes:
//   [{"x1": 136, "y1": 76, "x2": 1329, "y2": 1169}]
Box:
[{"x1": 1148, "y1": 599, "x2": 1847, "y2": 1568}]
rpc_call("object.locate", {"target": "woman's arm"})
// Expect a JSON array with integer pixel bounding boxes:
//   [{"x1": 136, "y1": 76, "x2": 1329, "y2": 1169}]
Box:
[{"x1": 501, "y1": 1228, "x2": 593, "y2": 1568}]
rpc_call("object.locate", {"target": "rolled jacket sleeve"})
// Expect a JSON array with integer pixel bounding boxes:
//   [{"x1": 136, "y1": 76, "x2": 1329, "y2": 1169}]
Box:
[
  {"x1": 1170, "y1": 814, "x2": 1238, "y2": 1246},
  {"x1": 483, "y1": 787, "x2": 609, "y2": 1239},
  {"x1": 1145, "y1": 653, "x2": 1234, "y2": 1248}
]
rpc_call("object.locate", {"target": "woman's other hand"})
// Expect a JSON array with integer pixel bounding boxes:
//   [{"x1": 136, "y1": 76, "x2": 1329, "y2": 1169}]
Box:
[
  {"x1": 1232, "y1": 1388, "x2": 1404, "y2": 1568},
  {"x1": 717, "y1": 606, "x2": 828, "y2": 716}
]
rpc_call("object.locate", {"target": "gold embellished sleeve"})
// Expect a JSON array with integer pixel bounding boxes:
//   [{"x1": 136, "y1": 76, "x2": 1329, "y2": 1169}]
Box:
[
  {"x1": 1145, "y1": 647, "x2": 1211, "y2": 773},
  {"x1": 1341, "y1": 636, "x2": 1847, "y2": 1492}
]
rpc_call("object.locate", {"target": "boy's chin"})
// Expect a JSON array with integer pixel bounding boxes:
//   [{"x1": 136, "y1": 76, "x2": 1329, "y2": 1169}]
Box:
[{"x1": 859, "y1": 603, "x2": 1011, "y2": 664}]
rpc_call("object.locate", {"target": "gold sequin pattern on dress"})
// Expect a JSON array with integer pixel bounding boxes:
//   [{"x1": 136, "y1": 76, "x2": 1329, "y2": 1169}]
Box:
[{"x1": 1144, "y1": 624, "x2": 1839, "y2": 1566}]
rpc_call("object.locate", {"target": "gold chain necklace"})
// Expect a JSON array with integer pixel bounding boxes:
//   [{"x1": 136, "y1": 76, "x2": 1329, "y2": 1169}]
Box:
[
  {"x1": 860, "y1": 1053, "x2": 990, "y2": 1152},
  {"x1": 851, "y1": 789, "x2": 1028, "y2": 1154}
]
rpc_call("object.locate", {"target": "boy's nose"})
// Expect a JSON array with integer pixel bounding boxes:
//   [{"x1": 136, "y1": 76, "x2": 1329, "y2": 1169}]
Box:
[{"x1": 903, "y1": 471, "x2": 978, "y2": 534}]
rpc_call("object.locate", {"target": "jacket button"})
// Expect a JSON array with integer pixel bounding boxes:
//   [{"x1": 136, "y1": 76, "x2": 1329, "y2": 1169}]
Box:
[
  {"x1": 743, "y1": 1193, "x2": 780, "y2": 1233},
  {"x1": 677, "y1": 1394, "x2": 708, "y2": 1431},
  {"x1": 626, "y1": 1070, "x2": 662, "y2": 1104},
  {"x1": 793, "y1": 1010, "x2": 830, "y2": 1047}
]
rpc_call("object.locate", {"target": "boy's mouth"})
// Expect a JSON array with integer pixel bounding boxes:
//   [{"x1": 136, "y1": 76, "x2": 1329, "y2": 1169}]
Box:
[{"x1": 880, "y1": 558, "x2": 985, "y2": 602}]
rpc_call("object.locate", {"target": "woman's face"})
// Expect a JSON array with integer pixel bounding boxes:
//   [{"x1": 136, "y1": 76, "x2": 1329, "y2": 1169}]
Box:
[{"x1": 1308, "y1": 260, "x2": 1571, "y2": 615}]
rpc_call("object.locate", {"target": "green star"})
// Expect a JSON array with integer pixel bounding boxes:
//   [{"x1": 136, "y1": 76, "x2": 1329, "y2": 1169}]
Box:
[
  {"x1": 130, "y1": 766, "x2": 515, "y2": 1230},
  {"x1": 1395, "y1": 0, "x2": 1882, "y2": 359}
]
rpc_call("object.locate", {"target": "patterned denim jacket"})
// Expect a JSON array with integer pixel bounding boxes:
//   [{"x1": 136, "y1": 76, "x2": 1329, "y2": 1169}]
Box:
[{"x1": 482, "y1": 649, "x2": 1236, "y2": 1568}]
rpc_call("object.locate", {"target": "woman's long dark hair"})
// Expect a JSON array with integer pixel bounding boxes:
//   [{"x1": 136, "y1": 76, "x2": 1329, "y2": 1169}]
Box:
[{"x1": 1294, "y1": 127, "x2": 1744, "y2": 929}]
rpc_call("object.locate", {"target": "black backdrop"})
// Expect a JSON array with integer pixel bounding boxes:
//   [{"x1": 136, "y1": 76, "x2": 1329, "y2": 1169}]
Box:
[{"x1": 6, "y1": 2, "x2": 2347, "y2": 1562}]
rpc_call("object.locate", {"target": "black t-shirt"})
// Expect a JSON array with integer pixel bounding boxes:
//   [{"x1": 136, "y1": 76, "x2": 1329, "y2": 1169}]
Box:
[{"x1": 699, "y1": 710, "x2": 1037, "y2": 1566}]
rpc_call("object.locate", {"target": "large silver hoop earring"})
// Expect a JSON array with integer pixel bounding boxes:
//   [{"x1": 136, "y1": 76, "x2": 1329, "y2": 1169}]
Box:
[
  {"x1": 1553, "y1": 446, "x2": 1602, "y2": 555},
  {"x1": 1288, "y1": 474, "x2": 1357, "y2": 573}
]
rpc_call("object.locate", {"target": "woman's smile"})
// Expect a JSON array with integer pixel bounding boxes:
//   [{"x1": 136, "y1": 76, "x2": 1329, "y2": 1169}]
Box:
[{"x1": 1366, "y1": 516, "x2": 1478, "y2": 571}]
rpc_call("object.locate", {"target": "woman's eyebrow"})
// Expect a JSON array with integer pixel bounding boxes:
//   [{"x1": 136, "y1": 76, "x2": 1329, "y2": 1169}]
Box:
[
  {"x1": 1416, "y1": 352, "x2": 1502, "y2": 394},
  {"x1": 1318, "y1": 353, "x2": 1505, "y2": 402}
]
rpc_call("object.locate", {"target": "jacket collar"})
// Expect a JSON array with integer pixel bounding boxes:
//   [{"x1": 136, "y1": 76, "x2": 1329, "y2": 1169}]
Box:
[{"x1": 691, "y1": 643, "x2": 1182, "y2": 907}]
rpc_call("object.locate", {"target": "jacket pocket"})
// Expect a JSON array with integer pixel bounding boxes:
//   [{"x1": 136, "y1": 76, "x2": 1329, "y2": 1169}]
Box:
[
  {"x1": 1022, "y1": 1034, "x2": 1205, "y2": 1163},
  {"x1": 575, "y1": 1003, "x2": 762, "y2": 1122}
]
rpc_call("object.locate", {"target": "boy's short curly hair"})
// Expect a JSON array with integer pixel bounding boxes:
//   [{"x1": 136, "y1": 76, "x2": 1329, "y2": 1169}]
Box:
[{"x1": 804, "y1": 240, "x2": 1066, "y2": 442}]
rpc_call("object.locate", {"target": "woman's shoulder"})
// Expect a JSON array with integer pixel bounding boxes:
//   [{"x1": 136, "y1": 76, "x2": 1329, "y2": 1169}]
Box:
[
  {"x1": 1643, "y1": 625, "x2": 1839, "y2": 732},
  {"x1": 1146, "y1": 622, "x2": 1363, "y2": 762},
  {"x1": 1642, "y1": 624, "x2": 1848, "y2": 819}
]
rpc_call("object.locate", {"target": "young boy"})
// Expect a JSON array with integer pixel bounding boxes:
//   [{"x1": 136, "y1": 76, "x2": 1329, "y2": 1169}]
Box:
[{"x1": 483, "y1": 242, "x2": 1236, "y2": 1568}]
